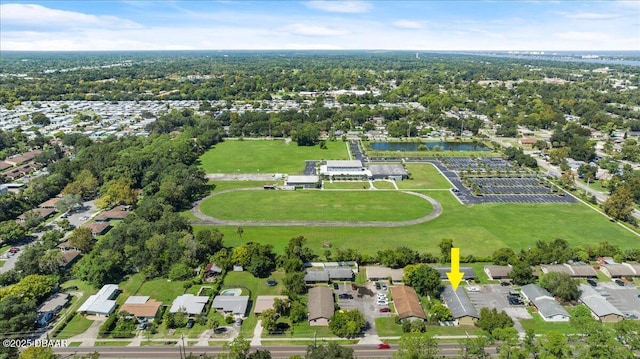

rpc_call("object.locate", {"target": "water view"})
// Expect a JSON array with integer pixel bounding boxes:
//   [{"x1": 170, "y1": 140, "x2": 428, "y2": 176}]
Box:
[{"x1": 369, "y1": 141, "x2": 490, "y2": 152}]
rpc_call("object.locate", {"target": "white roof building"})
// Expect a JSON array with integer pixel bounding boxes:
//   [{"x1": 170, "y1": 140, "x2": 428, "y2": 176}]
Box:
[
  {"x1": 170, "y1": 294, "x2": 209, "y2": 315},
  {"x1": 77, "y1": 284, "x2": 119, "y2": 317}
]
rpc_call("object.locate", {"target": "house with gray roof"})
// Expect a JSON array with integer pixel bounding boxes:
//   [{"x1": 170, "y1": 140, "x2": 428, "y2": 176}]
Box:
[
  {"x1": 77, "y1": 284, "x2": 119, "y2": 317},
  {"x1": 483, "y1": 265, "x2": 512, "y2": 280},
  {"x1": 170, "y1": 294, "x2": 209, "y2": 315},
  {"x1": 520, "y1": 284, "x2": 570, "y2": 322},
  {"x1": 541, "y1": 264, "x2": 597, "y2": 278},
  {"x1": 304, "y1": 268, "x2": 354, "y2": 284},
  {"x1": 579, "y1": 284, "x2": 623, "y2": 322},
  {"x1": 308, "y1": 287, "x2": 334, "y2": 326},
  {"x1": 211, "y1": 295, "x2": 249, "y2": 317},
  {"x1": 442, "y1": 287, "x2": 479, "y2": 326},
  {"x1": 434, "y1": 267, "x2": 476, "y2": 281}
]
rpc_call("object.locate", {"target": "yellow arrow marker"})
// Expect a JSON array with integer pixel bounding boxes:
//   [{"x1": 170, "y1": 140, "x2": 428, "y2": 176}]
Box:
[{"x1": 446, "y1": 247, "x2": 464, "y2": 291}]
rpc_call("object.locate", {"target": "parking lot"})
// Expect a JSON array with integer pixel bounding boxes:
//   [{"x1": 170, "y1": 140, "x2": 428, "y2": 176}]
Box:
[
  {"x1": 441, "y1": 157, "x2": 515, "y2": 172},
  {"x1": 303, "y1": 160, "x2": 318, "y2": 175},
  {"x1": 466, "y1": 284, "x2": 532, "y2": 320},
  {"x1": 332, "y1": 282, "x2": 393, "y2": 336},
  {"x1": 596, "y1": 282, "x2": 640, "y2": 317}
]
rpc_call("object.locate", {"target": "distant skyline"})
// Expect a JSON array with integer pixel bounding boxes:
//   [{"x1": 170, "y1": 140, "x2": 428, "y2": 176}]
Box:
[{"x1": 1, "y1": 0, "x2": 639, "y2": 52}]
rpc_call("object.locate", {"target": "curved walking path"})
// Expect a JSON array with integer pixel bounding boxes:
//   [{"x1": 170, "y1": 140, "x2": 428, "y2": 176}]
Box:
[{"x1": 190, "y1": 188, "x2": 442, "y2": 227}]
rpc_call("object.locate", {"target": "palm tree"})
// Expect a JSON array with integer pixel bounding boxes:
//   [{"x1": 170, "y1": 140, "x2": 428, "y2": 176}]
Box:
[{"x1": 236, "y1": 226, "x2": 244, "y2": 241}]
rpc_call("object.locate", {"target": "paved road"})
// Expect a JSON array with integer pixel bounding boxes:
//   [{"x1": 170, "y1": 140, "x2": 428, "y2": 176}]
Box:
[
  {"x1": 191, "y1": 188, "x2": 442, "y2": 227},
  {"x1": 53, "y1": 343, "x2": 498, "y2": 358}
]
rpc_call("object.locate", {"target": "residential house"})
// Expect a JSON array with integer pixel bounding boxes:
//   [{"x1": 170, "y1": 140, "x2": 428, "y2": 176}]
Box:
[
  {"x1": 37, "y1": 293, "x2": 70, "y2": 326},
  {"x1": 254, "y1": 295, "x2": 288, "y2": 316},
  {"x1": 83, "y1": 222, "x2": 113, "y2": 236},
  {"x1": 540, "y1": 264, "x2": 598, "y2": 278},
  {"x1": 169, "y1": 294, "x2": 209, "y2": 316},
  {"x1": 365, "y1": 266, "x2": 404, "y2": 283},
  {"x1": 578, "y1": 284, "x2": 623, "y2": 322},
  {"x1": 483, "y1": 265, "x2": 512, "y2": 280},
  {"x1": 119, "y1": 296, "x2": 163, "y2": 322},
  {"x1": 308, "y1": 287, "x2": 334, "y2": 326},
  {"x1": 520, "y1": 284, "x2": 570, "y2": 322},
  {"x1": 441, "y1": 287, "x2": 479, "y2": 326},
  {"x1": 77, "y1": 284, "x2": 119, "y2": 317},
  {"x1": 211, "y1": 296, "x2": 250, "y2": 317},
  {"x1": 390, "y1": 285, "x2": 427, "y2": 322}
]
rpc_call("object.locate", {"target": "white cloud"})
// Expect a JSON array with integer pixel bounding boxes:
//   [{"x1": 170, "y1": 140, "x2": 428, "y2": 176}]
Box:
[
  {"x1": 279, "y1": 23, "x2": 348, "y2": 36},
  {"x1": 562, "y1": 12, "x2": 622, "y2": 20},
  {"x1": 0, "y1": 3, "x2": 142, "y2": 29},
  {"x1": 555, "y1": 31, "x2": 609, "y2": 41},
  {"x1": 305, "y1": 1, "x2": 371, "y2": 13},
  {"x1": 393, "y1": 20, "x2": 423, "y2": 29}
]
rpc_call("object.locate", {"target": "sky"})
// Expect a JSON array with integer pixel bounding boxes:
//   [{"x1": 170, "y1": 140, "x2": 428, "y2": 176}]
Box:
[{"x1": 1, "y1": 0, "x2": 639, "y2": 52}]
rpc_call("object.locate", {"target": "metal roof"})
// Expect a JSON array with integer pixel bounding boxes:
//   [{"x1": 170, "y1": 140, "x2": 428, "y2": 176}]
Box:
[
  {"x1": 211, "y1": 296, "x2": 249, "y2": 315},
  {"x1": 579, "y1": 284, "x2": 623, "y2": 318},
  {"x1": 521, "y1": 284, "x2": 570, "y2": 320},
  {"x1": 77, "y1": 284, "x2": 119, "y2": 315},
  {"x1": 442, "y1": 287, "x2": 479, "y2": 319},
  {"x1": 170, "y1": 294, "x2": 209, "y2": 315}
]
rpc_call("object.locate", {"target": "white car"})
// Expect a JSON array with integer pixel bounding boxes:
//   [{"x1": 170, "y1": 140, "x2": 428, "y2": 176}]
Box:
[{"x1": 377, "y1": 300, "x2": 389, "y2": 306}]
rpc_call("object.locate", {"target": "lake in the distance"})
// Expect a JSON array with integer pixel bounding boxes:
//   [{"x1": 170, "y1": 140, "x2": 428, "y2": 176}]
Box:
[{"x1": 370, "y1": 141, "x2": 490, "y2": 151}]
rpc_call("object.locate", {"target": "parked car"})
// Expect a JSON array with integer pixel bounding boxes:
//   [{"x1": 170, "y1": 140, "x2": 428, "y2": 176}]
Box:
[
  {"x1": 338, "y1": 293, "x2": 353, "y2": 299},
  {"x1": 351, "y1": 284, "x2": 358, "y2": 290},
  {"x1": 375, "y1": 282, "x2": 381, "y2": 290},
  {"x1": 586, "y1": 279, "x2": 597, "y2": 287},
  {"x1": 377, "y1": 343, "x2": 390, "y2": 349},
  {"x1": 614, "y1": 279, "x2": 625, "y2": 287},
  {"x1": 235, "y1": 317, "x2": 243, "y2": 326},
  {"x1": 137, "y1": 323, "x2": 148, "y2": 330},
  {"x1": 500, "y1": 282, "x2": 511, "y2": 287},
  {"x1": 624, "y1": 313, "x2": 638, "y2": 319},
  {"x1": 186, "y1": 319, "x2": 195, "y2": 329},
  {"x1": 376, "y1": 300, "x2": 389, "y2": 306},
  {"x1": 64, "y1": 285, "x2": 79, "y2": 291},
  {"x1": 333, "y1": 283, "x2": 339, "y2": 290},
  {"x1": 379, "y1": 307, "x2": 391, "y2": 313},
  {"x1": 381, "y1": 284, "x2": 388, "y2": 291}
]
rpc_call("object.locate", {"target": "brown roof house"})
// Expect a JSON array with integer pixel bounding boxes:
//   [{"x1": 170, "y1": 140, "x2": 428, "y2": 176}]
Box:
[
  {"x1": 83, "y1": 222, "x2": 113, "y2": 236},
  {"x1": 308, "y1": 286, "x2": 334, "y2": 326},
  {"x1": 254, "y1": 295, "x2": 288, "y2": 316},
  {"x1": 95, "y1": 205, "x2": 131, "y2": 222},
  {"x1": 120, "y1": 296, "x2": 162, "y2": 322},
  {"x1": 391, "y1": 285, "x2": 427, "y2": 322}
]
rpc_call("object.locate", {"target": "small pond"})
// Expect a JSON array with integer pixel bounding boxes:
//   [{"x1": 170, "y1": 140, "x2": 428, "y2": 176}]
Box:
[{"x1": 369, "y1": 141, "x2": 490, "y2": 152}]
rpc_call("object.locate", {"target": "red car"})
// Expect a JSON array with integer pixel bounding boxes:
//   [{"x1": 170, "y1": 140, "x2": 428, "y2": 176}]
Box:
[
  {"x1": 379, "y1": 307, "x2": 391, "y2": 313},
  {"x1": 377, "y1": 343, "x2": 390, "y2": 349},
  {"x1": 351, "y1": 284, "x2": 358, "y2": 290}
]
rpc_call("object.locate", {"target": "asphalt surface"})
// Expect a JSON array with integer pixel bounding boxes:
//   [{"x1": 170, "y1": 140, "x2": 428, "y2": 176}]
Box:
[
  {"x1": 53, "y1": 343, "x2": 498, "y2": 358},
  {"x1": 191, "y1": 188, "x2": 442, "y2": 227}
]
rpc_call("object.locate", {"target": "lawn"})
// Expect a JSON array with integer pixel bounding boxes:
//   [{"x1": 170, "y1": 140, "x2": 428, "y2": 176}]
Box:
[
  {"x1": 222, "y1": 271, "x2": 286, "y2": 337},
  {"x1": 136, "y1": 278, "x2": 188, "y2": 304},
  {"x1": 372, "y1": 181, "x2": 397, "y2": 190},
  {"x1": 200, "y1": 190, "x2": 433, "y2": 222},
  {"x1": 519, "y1": 308, "x2": 578, "y2": 335},
  {"x1": 323, "y1": 181, "x2": 372, "y2": 190},
  {"x1": 55, "y1": 315, "x2": 94, "y2": 339},
  {"x1": 117, "y1": 273, "x2": 146, "y2": 305},
  {"x1": 375, "y1": 317, "x2": 404, "y2": 337},
  {"x1": 198, "y1": 140, "x2": 349, "y2": 174},
  {"x1": 397, "y1": 163, "x2": 453, "y2": 189},
  {"x1": 94, "y1": 340, "x2": 131, "y2": 346},
  {"x1": 194, "y1": 189, "x2": 640, "y2": 257}
]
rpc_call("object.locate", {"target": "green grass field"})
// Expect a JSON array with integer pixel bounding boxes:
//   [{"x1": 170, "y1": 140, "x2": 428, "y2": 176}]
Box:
[
  {"x1": 198, "y1": 140, "x2": 349, "y2": 174},
  {"x1": 397, "y1": 163, "x2": 453, "y2": 189},
  {"x1": 200, "y1": 190, "x2": 433, "y2": 222},
  {"x1": 323, "y1": 181, "x2": 371, "y2": 190},
  {"x1": 136, "y1": 278, "x2": 187, "y2": 304},
  {"x1": 194, "y1": 189, "x2": 640, "y2": 257},
  {"x1": 55, "y1": 315, "x2": 94, "y2": 339}
]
